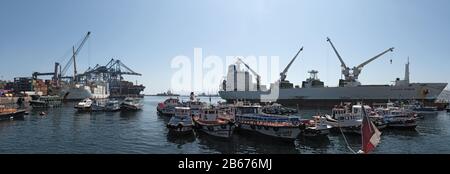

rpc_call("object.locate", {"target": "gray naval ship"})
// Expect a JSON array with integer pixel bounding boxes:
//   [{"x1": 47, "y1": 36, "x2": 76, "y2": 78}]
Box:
[{"x1": 219, "y1": 38, "x2": 447, "y2": 107}]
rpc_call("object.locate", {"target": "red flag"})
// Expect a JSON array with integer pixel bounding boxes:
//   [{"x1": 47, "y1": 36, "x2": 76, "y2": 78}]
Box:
[{"x1": 360, "y1": 106, "x2": 381, "y2": 154}]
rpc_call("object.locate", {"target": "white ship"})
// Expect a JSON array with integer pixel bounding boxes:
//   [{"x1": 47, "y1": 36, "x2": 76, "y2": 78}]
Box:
[
  {"x1": 219, "y1": 38, "x2": 447, "y2": 107},
  {"x1": 60, "y1": 82, "x2": 109, "y2": 101}
]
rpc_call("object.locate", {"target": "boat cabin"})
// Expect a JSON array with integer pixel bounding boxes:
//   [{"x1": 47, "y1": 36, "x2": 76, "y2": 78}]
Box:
[
  {"x1": 200, "y1": 108, "x2": 219, "y2": 121},
  {"x1": 331, "y1": 105, "x2": 371, "y2": 120},
  {"x1": 164, "y1": 98, "x2": 180, "y2": 106},
  {"x1": 174, "y1": 107, "x2": 191, "y2": 118}
]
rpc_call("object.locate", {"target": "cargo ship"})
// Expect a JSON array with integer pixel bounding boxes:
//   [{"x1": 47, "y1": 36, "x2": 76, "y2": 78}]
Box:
[{"x1": 219, "y1": 38, "x2": 447, "y2": 107}]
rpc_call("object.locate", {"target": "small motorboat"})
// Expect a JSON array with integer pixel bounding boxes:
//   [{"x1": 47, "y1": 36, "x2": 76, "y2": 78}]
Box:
[
  {"x1": 157, "y1": 98, "x2": 181, "y2": 116},
  {"x1": 74, "y1": 98, "x2": 93, "y2": 112},
  {"x1": 105, "y1": 100, "x2": 120, "y2": 112},
  {"x1": 375, "y1": 104, "x2": 417, "y2": 129},
  {"x1": 121, "y1": 97, "x2": 143, "y2": 111},
  {"x1": 167, "y1": 107, "x2": 194, "y2": 134},
  {"x1": 300, "y1": 116, "x2": 332, "y2": 137}
]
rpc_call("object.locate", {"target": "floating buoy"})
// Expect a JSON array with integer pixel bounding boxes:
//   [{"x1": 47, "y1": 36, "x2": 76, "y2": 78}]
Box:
[{"x1": 40, "y1": 112, "x2": 46, "y2": 116}]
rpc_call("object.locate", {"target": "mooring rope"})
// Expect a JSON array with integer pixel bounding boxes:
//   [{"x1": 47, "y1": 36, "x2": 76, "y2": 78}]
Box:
[{"x1": 338, "y1": 123, "x2": 357, "y2": 154}]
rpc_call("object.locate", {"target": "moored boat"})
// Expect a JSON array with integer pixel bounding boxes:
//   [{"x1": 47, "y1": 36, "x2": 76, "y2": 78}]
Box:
[
  {"x1": 233, "y1": 102, "x2": 302, "y2": 140},
  {"x1": 300, "y1": 116, "x2": 332, "y2": 137},
  {"x1": 91, "y1": 99, "x2": 106, "y2": 112},
  {"x1": 105, "y1": 99, "x2": 120, "y2": 112},
  {"x1": 29, "y1": 95, "x2": 62, "y2": 108},
  {"x1": 167, "y1": 107, "x2": 194, "y2": 134},
  {"x1": 74, "y1": 98, "x2": 93, "y2": 112},
  {"x1": 375, "y1": 107, "x2": 417, "y2": 129},
  {"x1": 325, "y1": 104, "x2": 364, "y2": 134},
  {"x1": 0, "y1": 105, "x2": 26, "y2": 121},
  {"x1": 157, "y1": 98, "x2": 181, "y2": 116},
  {"x1": 121, "y1": 97, "x2": 143, "y2": 111},
  {"x1": 193, "y1": 107, "x2": 235, "y2": 138}
]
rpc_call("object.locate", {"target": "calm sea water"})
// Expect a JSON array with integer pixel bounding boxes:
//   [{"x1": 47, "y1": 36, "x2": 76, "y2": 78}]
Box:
[{"x1": 0, "y1": 96, "x2": 449, "y2": 154}]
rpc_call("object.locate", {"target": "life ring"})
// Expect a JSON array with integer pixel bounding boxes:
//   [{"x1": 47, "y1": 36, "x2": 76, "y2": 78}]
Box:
[
  {"x1": 257, "y1": 125, "x2": 262, "y2": 130},
  {"x1": 207, "y1": 126, "x2": 214, "y2": 131},
  {"x1": 221, "y1": 124, "x2": 227, "y2": 129}
]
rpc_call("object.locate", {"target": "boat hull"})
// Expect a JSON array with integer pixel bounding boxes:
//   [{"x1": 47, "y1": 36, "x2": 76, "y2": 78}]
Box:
[
  {"x1": 237, "y1": 123, "x2": 301, "y2": 140},
  {"x1": 219, "y1": 83, "x2": 447, "y2": 107},
  {"x1": 0, "y1": 109, "x2": 26, "y2": 121},
  {"x1": 194, "y1": 122, "x2": 235, "y2": 138}
]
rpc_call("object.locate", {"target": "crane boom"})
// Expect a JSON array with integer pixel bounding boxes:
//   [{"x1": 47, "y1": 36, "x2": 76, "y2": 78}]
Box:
[
  {"x1": 326, "y1": 37, "x2": 347, "y2": 69},
  {"x1": 237, "y1": 58, "x2": 260, "y2": 78},
  {"x1": 356, "y1": 47, "x2": 394, "y2": 70},
  {"x1": 236, "y1": 58, "x2": 261, "y2": 90},
  {"x1": 280, "y1": 46, "x2": 303, "y2": 81},
  {"x1": 61, "y1": 31, "x2": 91, "y2": 78}
]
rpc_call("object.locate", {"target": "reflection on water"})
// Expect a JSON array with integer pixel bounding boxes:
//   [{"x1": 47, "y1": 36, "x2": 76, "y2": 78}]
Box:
[
  {"x1": 167, "y1": 132, "x2": 196, "y2": 146},
  {"x1": 0, "y1": 96, "x2": 449, "y2": 154}
]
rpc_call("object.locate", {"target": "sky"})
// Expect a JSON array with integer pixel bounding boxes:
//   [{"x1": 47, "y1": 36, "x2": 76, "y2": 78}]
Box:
[{"x1": 1, "y1": 0, "x2": 449, "y2": 94}]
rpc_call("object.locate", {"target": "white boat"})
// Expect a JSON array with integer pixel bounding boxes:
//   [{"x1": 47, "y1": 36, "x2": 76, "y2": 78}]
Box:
[
  {"x1": 233, "y1": 102, "x2": 302, "y2": 140},
  {"x1": 121, "y1": 97, "x2": 143, "y2": 110},
  {"x1": 105, "y1": 100, "x2": 120, "y2": 112},
  {"x1": 60, "y1": 82, "x2": 109, "y2": 101},
  {"x1": 375, "y1": 107, "x2": 417, "y2": 129},
  {"x1": 167, "y1": 107, "x2": 194, "y2": 134},
  {"x1": 325, "y1": 104, "x2": 369, "y2": 134},
  {"x1": 157, "y1": 98, "x2": 181, "y2": 116},
  {"x1": 193, "y1": 107, "x2": 235, "y2": 138},
  {"x1": 410, "y1": 103, "x2": 439, "y2": 117},
  {"x1": 300, "y1": 116, "x2": 332, "y2": 137},
  {"x1": 74, "y1": 98, "x2": 93, "y2": 111}
]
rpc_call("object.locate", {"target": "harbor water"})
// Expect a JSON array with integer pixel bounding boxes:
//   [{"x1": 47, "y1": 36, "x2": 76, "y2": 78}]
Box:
[{"x1": 1, "y1": 96, "x2": 449, "y2": 154}]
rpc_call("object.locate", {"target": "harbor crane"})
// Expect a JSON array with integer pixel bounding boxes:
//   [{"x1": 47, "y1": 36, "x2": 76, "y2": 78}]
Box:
[
  {"x1": 236, "y1": 58, "x2": 261, "y2": 91},
  {"x1": 81, "y1": 58, "x2": 142, "y2": 81},
  {"x1": 60, "y1": 31, "x2": 91, "y2": 82},
  {"x1": 326, "y1": 37, "x2": 394, "y2": 87},
  {"x1": 280, "y1": 46, "x2": 303, "y2": 82}
]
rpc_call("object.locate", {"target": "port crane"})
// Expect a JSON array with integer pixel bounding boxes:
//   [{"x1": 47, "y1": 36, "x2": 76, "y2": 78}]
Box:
[
  {"x1": 81, "y1": 58, "x2": 142, "y2": 81},
  {"x1": 236, "y1": 58, "x2": 261, "y2": 91},
  {"x1": 326, "y1": 37, "x2": 394, "y2": 87},
  {"x1": 60, "y1": 31, "x2": 91, "y2": 82},
  {"x1": 33, "y1": 32, "x2": 91, "y2": 86},
  {"x1": 280, "y1": 46, "x2": 303, "y2": 82}
]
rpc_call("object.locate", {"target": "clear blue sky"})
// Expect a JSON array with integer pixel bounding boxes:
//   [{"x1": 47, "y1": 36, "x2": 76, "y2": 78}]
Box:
[{"x1": 1, "y1": 0, "x2": 449, "y2": 94}]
